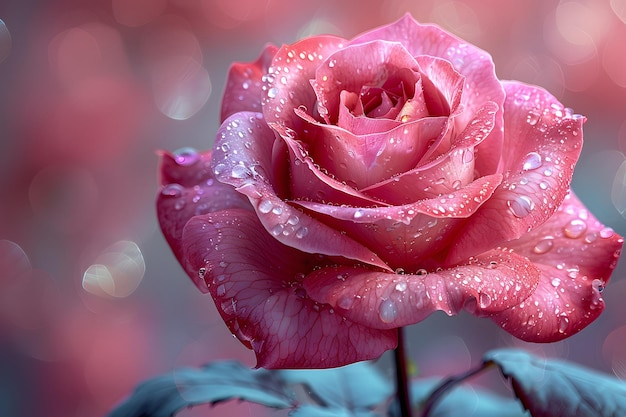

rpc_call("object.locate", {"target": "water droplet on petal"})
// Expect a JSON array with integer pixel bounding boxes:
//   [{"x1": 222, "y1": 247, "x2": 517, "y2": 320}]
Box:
[
  {"x1": 267, "y1": 87, "x2": 278, "y2": 98},
  {"x1": 295, "y1": 227, "x2": 308, "y2": 239},
  {"x1": 174, "y1": 199, "x2": 185, "y2": 210},
  {"x1": 231, "y1": 164, "x2": 250, "y2": 179},
  {"x1": 379, "y1": 299, "x2": 398, "y2": 323},
  {"x1": 161, "y1": 183, "x2": 184, "y2": 197},
  {"x1": 551, "y1": 277, "x2": 561, "y2": 287},
  {"x1": 462, "y1": 149, "x2": 474, "y2": 163},
  {"x1": 600, "y1": 227, "x2": 615, "y2": 238},
  {"x1": 558, "y1": 315, "x2": 569, "y2": 334},
  {"x1": 337, "y1": 294, "x2": 354, "y2": 310},
  {"x1": 258, "y1": 199, "x2": 273, "y2": 214},
  {"x1": 522, "y1": 152, "x2": 542, "y2": 170},
  {"x1": 173, "y1": 147, "x2": 200, "y2": 166},
  {"x1": 507, "y1": 195, "x2": 534, "y2": 218},
  {"x1": 395, "y1": 281, "x2": 407, "y2": 292},
  {"x1": 416, "y1": 269, "x2": 428, "y2": 276},
  {"x1": 479, "y1": 293, "x2": 492, "y2": 308},
  {"x1": 533, "y1": 238, "x2": 553, "y2": 254},
  {"x1": 526, "y1": 110, "x2": 540, "y2": 126},
  {"x1": 564, "y1": 219, "x2": 586, "y2": 238},
  {"x1": 353, "y1": 208, "x2": 365, "y2": 219}
]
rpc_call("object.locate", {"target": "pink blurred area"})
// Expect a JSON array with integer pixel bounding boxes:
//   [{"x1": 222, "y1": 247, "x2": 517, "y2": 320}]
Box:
[{"x1": 0, "y1": 0, "x2": 625, "y2": 416}]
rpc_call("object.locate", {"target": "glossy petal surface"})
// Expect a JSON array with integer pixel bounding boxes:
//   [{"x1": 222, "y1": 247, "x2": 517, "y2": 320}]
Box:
[
  {"x1": 489, "y1": 192, "x2": 623, "y2": 341},
  {"x1": 181, "y1": 209, "x2": 396, "y2": 368}
]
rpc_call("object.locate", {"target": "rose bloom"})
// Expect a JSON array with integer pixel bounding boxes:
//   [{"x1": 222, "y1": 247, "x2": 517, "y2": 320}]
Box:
[{"x1": 157, "y1": 15, "x2": 623, "y2": 368}]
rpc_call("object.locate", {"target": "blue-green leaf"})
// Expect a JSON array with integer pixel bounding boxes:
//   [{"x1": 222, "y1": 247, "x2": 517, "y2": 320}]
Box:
[
  {"x1": 108, "y1": 360, "x2": 393, "y2": 417},
  {"x1": 108, "y1": 361, "x2": 293, "y2": 417},
  {"x1": 280, "y1": 361, "x2": 392, "y2": 410},
  {"x1": 485, "y1": 348, "x2": 626, "y2": 417}
]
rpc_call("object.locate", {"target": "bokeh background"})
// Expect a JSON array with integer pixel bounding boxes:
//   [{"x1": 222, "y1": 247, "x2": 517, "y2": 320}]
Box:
[{"x1": 1, "y1": 0, "x2": 626, "y2": 416}]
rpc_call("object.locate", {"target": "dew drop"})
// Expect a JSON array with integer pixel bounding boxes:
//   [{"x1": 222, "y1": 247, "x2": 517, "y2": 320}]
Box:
[
  {"x1": 558, "y1": 315, "x2": 569, "y2": 334},
  {"x1": 295, "y1": 227, "x2": 309, "y2": 239},
  {"x1": 564, "y1": 219, "x2": 586, "y2": 239},
  {"x1": 258, "y1": 199, "x2": 273, "y2": 214},
  {"x1": 198, "y1": 267, "x2": 207, "y2": 279},
  {"x1": 522, "y1": 152, "x2": 542, "y2": 170},
  {"x1": 271, "y1": 224, "x2": 284, "y2": 236},
  {"x1": 584, "y1": 233, "x2": 597, "y2": 243},
  {"x1": 379, "y1": 299, "x2": 398, "y2": 323},
  {"x1": 231, "y1": 165, "x2": 250, "y2": 179},
  {"x1": 416, "y1": 269, "x2": 428, "y2": 276},
  {"x1": 173, "y1": 147, "x2": 200, "y2": 166},
  {"x1": 267, "y1": 87, "x2": 278, "y2": 98},
  {"x1": 174, "y1": 199, "x2": 185, "y2": 210},
  {"x1": 479, "y1": 293, "x2": 492, "y2": 309},
  {"x1": 216, "y1": 284, "x2": 226, "y2": 297},
  {"x1": 507, "y1": 195, "x2": 534, "y2": 218},
  {"x1": 533, "y1": 238, "x2": 553, "y2": 254},
  {"x1": 353, "y1": 208, "x2": 365, "y2": 219},
  {"x1": 526, "y1": 111, "x2": 540, "y2": 126},
  {"x1": 600, "y1": 227, "x2": 615, "y2": 238},
  {"x1": 462, "y1": 149, "x2": 474, "y2": 163},
  {"x1": 551, "y1": 277, "x2": 561, "y2": 287},
  {"x1": 161, "y1": 183, "x2": 184, "y2": 197},
  {"x1": 337, "y1": 294, "x2": 354, "y2": 310},
  {"x1": 395, "y1": 281, "x2": 407, "y2": 292}
]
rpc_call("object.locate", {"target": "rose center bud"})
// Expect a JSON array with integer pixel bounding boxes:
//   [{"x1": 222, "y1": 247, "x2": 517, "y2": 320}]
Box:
[{"x1": 297, "y1": 41, "x2": 457, "y2": 190}]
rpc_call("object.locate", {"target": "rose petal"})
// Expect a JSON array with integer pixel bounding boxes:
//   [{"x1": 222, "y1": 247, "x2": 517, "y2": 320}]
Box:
[
  {"x1": 349, "y1": 14, "x2": 506, "y2": 176},
  {"x1": 220, "y1": 44, "x2": 278, "y2": 122},
  {"x1": 303, "y1": 248, "x2": 540, "y2": 329},
  {"x1": 294, "y1": 174, "x2": 501, "y2": 270},
  {"x1": 156, "y1": 149, "x2": 252, "y2": 292},
  {"x1": 212, "y1": 111, "x2": 391, "y2": 271},
  {"x1": 337, "y1": 89, "x2": 404, "y2": 134},
  {"x1": 181, "y1": 209, "x2": 397, "y2": 368},
  {"x1": 261, "y1": 35, "x2": 346, "y2": 132},
  {"x1": 447, "y1": 82, "x2": 584, "y2": 263},
  {"x1": 295, "y1": 112, "x2": 447, "y2": 190},
  {"x1": 361, "y1": 101, "x2": 499, "y2": 205},
  {"x1": 312, "y1": 41, "x2": 421, "y2": 124},
  {"x1": 489, "y1": 191, "x2": 624, "y2": 341},
  {"x1": 277, "y1": 127, "x2": 389, "y2": 207}
]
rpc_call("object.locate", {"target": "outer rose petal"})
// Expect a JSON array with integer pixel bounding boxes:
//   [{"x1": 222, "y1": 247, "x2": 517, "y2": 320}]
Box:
[
  {"x1": 156, "y1": 149, "x2": 252, "y2": 291},
  {"x1": 294, "y1": 174, "x2": 501, "y2": 270},
  {"x1": 212, "y1": 112, "x2": 391, "y2": 271},
  {"x1": 181, "y1": 209, "x2": 396, "y2": 368},
  {"x1": 490, "y1": 192, "x2": 623, "y2": 341},
  {"x1": 448, "y1": 82, "x2": 584, "y2": 263},
  {"x1": 261, "y1": 35, "x2": 346, "y2": 132},
  {"x1": 303, "y1": 248, "x2": 540, "y2": 329},
  {"x1": 349, "y1": 14, "x2": 505, "y2": 176},
  {"x1": 220, "y1": 44, "x2": 278, "y2": 122}
]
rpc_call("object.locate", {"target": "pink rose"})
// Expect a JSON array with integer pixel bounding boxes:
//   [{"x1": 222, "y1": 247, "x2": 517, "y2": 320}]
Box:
[{"x1": 157, "y1": 15, "x2": 623, "y2": 368}]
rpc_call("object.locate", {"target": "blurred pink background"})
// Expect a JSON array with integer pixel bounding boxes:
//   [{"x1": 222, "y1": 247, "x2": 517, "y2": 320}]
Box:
[{"x1": 0, "y1": 0, "x2": 625, "y2": 416}]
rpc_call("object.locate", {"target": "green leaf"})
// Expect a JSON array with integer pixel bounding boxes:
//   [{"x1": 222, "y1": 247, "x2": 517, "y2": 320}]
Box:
[
  {"x1": 108, "y1": 361, "x2": 294, "y2": 417},
  {"x1": 485, "y1": 348, "x2": 626, "y2": 417}
]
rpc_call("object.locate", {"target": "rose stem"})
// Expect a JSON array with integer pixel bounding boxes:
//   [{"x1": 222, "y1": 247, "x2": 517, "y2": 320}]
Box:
[{"x1": 394, "y1": 326, "x2": 413, "y2": 417}]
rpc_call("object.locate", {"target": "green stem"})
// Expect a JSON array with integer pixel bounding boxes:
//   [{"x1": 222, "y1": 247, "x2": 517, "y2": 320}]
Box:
[{"x1": 394, "y1": 326, "x2": 413, "y2": 417}]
